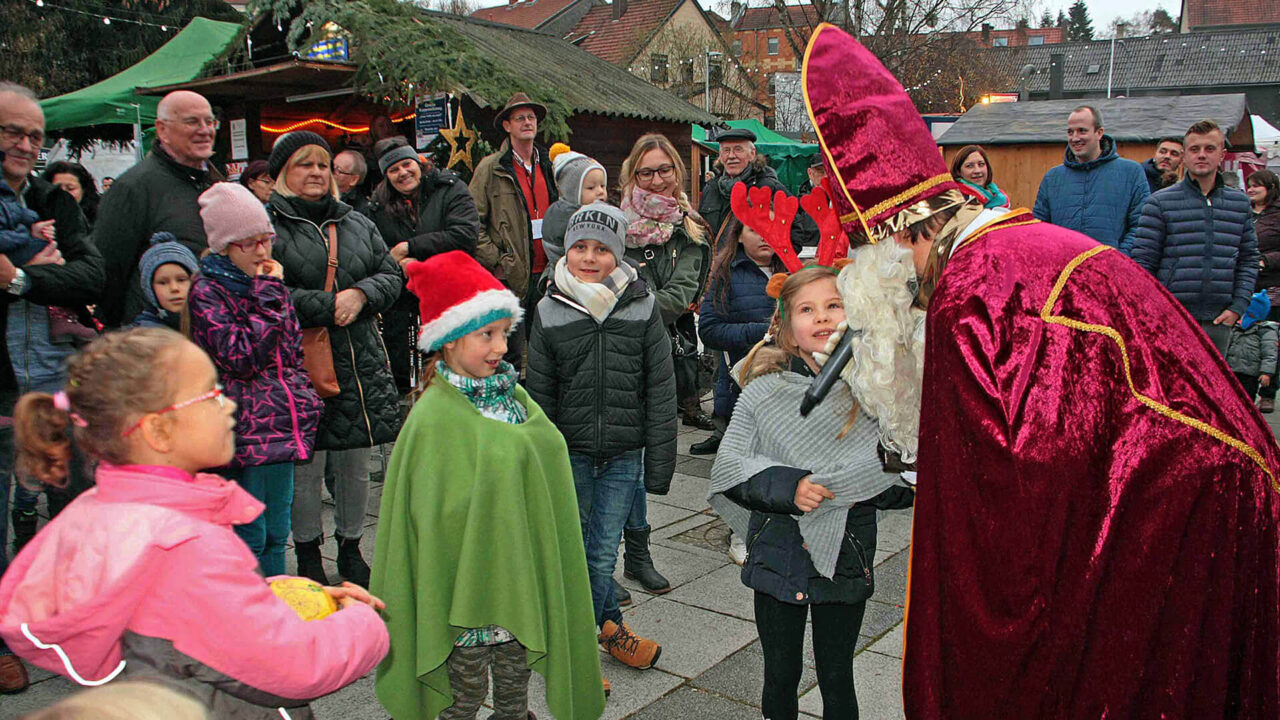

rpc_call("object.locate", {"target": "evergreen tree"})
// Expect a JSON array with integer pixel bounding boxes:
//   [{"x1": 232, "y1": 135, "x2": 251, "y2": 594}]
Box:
[
  {"x1": 1056, "y1": 10, "x2": 1068, "y2": 27},
  {"x1": 1040, "y1": 10, "x2": 1055, "y2": 28},
  {"x1": 1150, "y1": 8, "x2": 1178, "y2": 33},
  {"x1": 1066, "y1": 0, "x2": 1094, "y2": 42},
  {"x1": 1016, "y1": 17, "x2": 1030, "y2": 29}
]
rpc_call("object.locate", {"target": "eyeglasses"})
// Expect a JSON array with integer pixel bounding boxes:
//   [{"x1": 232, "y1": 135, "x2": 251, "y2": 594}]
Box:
[
  {"x1": 636, "y1": 165, "x2": 676, "y2": 180},
  {"x1": 162, "y1": 116, "x2": 220, "y2": 132},
  {"x1": 122, "y1": 384, "x2": 228, "y2": 437},
  {"x1": 332, "y1": 167, "x2": 360, "y2": 178},
  {"x1": 0, "y1": 125, "x2": 45, "y2": 147},
  {"x1": 230, "y1": 235, "x2": 275, "y2": 252}
]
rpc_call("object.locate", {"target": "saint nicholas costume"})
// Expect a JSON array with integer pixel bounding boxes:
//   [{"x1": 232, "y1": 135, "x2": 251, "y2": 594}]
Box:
[{"x1": 802, "y1": 24, "x2": 1280, "y2": 718}]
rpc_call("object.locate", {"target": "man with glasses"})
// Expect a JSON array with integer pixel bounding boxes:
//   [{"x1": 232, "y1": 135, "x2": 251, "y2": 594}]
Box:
[
  {"x1": 471, "y1": 93, "x2": 559, "y2": 370},
  {"x1": 698, "y1": 127, "x2": 815, "y2": 247},
  {"x1": 94, "y1": 90, "x2": 224, "y2": 327},
  {"x1": 0, "y1": 82, "x2": 104, "y2": 693},
  {"x1": 333, "y1": 149, "x2": 370, "y2": 216}
]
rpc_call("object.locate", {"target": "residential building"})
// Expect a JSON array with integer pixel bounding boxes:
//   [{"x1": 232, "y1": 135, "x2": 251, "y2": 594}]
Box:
[{"x1": 1180, "y1": 0, "x2": 1280, "y2": 32}]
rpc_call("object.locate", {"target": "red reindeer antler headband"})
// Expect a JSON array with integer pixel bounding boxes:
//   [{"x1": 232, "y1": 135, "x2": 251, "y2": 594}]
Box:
[{"x1": 730, "y1": 180, "x2": 851, "y2": 302}]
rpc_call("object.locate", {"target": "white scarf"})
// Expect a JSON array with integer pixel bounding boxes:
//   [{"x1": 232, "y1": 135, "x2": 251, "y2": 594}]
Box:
[{"x1": 553, "y1": 257, "x2": 637, "y2": 323}]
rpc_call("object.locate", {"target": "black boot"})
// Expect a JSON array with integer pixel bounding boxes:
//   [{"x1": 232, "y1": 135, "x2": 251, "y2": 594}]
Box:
[
  {"x1": 336, "y1": 533, "x2": 371, "y2": 587},
  {"x1": 623, "y1": 526, "x2": 670, "y2": 593},
  {"x1": 295, "y1": 538, "x2": 329, "y2": 585},
  {"x1": 11, "y1": 508, "x2": 37, "y2": 554},
  {"x1": 680, "y1": 397, "x2": 715, "y2": 431},
  {"x1": 613, "y1": 578, "x2": 632, "y2": 607},
  {"x1": 689, "y1": 435, "x2": 720, "y2": 455}
]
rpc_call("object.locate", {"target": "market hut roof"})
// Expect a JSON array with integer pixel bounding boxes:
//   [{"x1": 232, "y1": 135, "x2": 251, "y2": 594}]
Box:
[
  {"x1": 434, "y1": 12, "x2": 718, "y2": 125},
  {"x1": 937, "y1": 94, "x2": 1255, "y2": 147}
]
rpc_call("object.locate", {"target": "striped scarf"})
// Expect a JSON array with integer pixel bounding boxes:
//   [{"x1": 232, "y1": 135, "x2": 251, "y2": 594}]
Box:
[{"x1": 553, "y1": 256, "x2": 638, "y2": 322}]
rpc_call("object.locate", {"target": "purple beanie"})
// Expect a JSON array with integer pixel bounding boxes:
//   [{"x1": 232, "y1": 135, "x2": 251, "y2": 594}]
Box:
[{"x1": 198, "y1": 182, "x2": 275, "y2": 253}]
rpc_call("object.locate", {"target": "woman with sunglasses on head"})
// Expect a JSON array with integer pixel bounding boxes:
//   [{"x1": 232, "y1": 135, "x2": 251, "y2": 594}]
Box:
[{"x1": 187, "y1": 183, "x2": 323, "y2": 576}]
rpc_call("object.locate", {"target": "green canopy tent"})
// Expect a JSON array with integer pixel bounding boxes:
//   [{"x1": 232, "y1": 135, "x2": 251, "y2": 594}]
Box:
[
  {"x1": 694, "y1": 119, "x2": 819, "y2": 194},
  {"x1": 40, "y1": 17, "x2": 242, "y2": 150}
]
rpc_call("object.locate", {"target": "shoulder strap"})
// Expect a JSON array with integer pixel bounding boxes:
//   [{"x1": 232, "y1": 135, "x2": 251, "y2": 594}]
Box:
[{"x1": 324, "y1": 223, "x2": 339, "y2": 292}]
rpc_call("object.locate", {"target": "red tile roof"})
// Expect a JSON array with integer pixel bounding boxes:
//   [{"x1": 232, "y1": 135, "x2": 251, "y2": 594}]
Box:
[
  {"x1": 1183, "y1": 0, "x2": 1280, "y2": 30},
  {"x1": 733, "y1": 5, "x2": 820, "y2": 31},
  {"x1": 568, "y1": 0, "x2": 685, "y2": 65},
  {"x1": 472, "y1": 0, "x2": 580, "y2": 29}
]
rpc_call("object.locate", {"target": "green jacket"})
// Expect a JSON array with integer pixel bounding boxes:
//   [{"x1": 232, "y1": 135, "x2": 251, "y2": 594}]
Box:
[
  {"x1": 471, "y1": 141, "x2": 558, "y2": 298},
  {"x1": 371, "y1": 379, "x2": 605, "y2": 720},
  {"x1": 624, "y1": 226, "x2": 711, "y2": 327}
]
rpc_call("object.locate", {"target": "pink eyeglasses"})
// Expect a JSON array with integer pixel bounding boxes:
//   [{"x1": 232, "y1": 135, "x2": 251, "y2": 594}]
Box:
[
  {"x1": 230, "y1": 235, "x2": 276, "y2": 252},
  {"x1": 122, "y1": 384, "x2": 228, "y2": 437}
]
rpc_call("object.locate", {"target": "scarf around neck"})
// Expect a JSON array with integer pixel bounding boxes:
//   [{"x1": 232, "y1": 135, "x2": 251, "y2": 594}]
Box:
[
  {"x1": 958, "y1": 178, "x2": 1009, "y2": 209},
  {"x1": 200, "y1": 254, "x2": 255, "y2": 298},
  {"x1": 553, "y1": 257, "x2": 637, "y2": 323},
  {"x1": 622, "y1": 186, "x2": 684, "y2": 248},
  {"x1": 437, "y1": 360, "x2": 527, "y2": 424}
]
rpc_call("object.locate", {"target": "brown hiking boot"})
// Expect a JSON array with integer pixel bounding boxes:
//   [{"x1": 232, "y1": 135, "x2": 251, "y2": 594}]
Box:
[
  {"x1": 1260, "y1": 398, "x2": 1275, "y2": 414},
  {"x1": 0, "y1": 654, "x2": 29, "y2": 693},
  {"x1": 599, "y1": 620, "x2": 661, "y2": 669}
]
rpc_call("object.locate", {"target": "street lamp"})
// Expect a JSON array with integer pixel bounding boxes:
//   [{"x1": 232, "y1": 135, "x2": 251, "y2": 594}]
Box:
[
  {"x1": 1107, "y1": 22, "x2": 1129, "y2": 98},
  {"x1": 705, "y1": 48, "x2": 723, "y2": 114}
]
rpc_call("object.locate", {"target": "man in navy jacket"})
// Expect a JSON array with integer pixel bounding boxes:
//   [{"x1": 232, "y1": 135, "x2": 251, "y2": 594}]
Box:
[
  {"x1": 1034, "y1": 106, "x2": 1150, "y2": 252},
  {"x1": 1130, "y1": 119, "x2": 1259, "y2": 355}
]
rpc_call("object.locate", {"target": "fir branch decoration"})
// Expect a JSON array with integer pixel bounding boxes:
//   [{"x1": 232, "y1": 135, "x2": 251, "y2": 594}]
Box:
[{"x1": 247, "y1": 0, "x2": 572, "y2": 138}]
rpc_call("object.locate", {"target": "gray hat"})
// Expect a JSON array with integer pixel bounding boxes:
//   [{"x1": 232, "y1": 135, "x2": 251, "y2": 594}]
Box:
[
  {"x1": 552, "y1": 150, "x2": 606, "y2": 206},
  {"x1": 564, "y1": 202, "x2": 628, "y2": 262},
  {"x1": 715, "y1": 127, "x2": 757, "y2": 143}
]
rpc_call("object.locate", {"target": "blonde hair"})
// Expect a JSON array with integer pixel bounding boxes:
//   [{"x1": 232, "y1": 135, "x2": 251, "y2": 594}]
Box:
[
  {"x1": 15, "y1": 329, "x2": 188, "y2": 485},
  {"x1": 738, "y1": 266, "x2": 860, "y2": 437},
  {"x1": 273, "y1": 144, "x2": 340, "y2": 200},
  {"x1": 620, "y1": 133, "x2": 705, "y2": 242},
  {"x1": 22, "y1": 681, "x2": 208, "y2": 720}
]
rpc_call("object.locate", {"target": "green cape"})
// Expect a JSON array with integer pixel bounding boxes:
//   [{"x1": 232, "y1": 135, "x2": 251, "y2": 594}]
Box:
[{"x1": 371, "y1": 380, "x2": 605, "y2": 719}]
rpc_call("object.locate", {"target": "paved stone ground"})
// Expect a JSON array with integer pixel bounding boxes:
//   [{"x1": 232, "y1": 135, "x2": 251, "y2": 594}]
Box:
[{"x1": 9, "y1": 405, "x2": 1278, "y2": 719}]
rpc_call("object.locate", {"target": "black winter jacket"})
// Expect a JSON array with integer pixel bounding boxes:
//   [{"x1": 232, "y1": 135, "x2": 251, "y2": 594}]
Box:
[
  {"x1": 1142, "y1": 158, "x2": 1178, "y2": 194},
  {"x1": 1131, "y1": 173, "x2": 1260, "y2": 322},
  {"x1": 268, "y1": 193, "x2": 403, "y2": 450},
  {"x1": 93, "y1": 144, "x2": 222, "y2": 327},
  {"x1": 1255, "y1": 204, "x2": 1280, "y2": 292},
  {"x1": 0, "y1": 177, "x2": 105, "y2": 391},
  {"x1": 369, "y1": 168, "x2": 480, "y2": 390},
  {"x1": 525, "y1": 277, "x2": 678, "y2": 493},
  {"x1": 698, "y1": 159, "x2": 817, "y2": 248}
]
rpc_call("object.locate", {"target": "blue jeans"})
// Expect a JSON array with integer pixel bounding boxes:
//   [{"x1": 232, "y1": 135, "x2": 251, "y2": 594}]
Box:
[
  {"x1": 570, "y1": 450, "x2": 642, "y2": 628},
  {"x1": 626, "y1": 476, "x2": 649, "y2": 532},
  {"x1": 229, "y1": 462, "x2": 295, "y2": 576}
]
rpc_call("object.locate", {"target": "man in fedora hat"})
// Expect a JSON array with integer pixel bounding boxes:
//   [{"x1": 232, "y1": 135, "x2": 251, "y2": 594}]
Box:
[{"x1": 470, "y1": 92, "x2": 559, "y2": 369}]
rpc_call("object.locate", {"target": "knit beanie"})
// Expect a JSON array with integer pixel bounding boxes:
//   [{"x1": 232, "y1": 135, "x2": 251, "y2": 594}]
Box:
[
  {"x1": 405, "y1": 250, "x2": 524, "y2": 353},
  {"x1": 268, "y1": 131, "x2": 331, "y2": 179},
  {"x1": 377, "y1": 143, "x2": 421, "y2": 176},
  {"x1": 549, "y1": 142, "x2": 605, "y2": 206},
  {"x1": 198, "y1": 183, "x2": 275, "y2": 254},
  {"x1": 1242, "y1": 290, "x2": 1272, "y2": 330},
  {"x1": 564, "y1": 202, "x2": 628, "y2": 263},
  {"x1": 139, "y1": 232, "x2": 199, "y2": 310}
]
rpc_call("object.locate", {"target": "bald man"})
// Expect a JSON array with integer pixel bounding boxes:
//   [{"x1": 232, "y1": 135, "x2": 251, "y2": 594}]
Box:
[{"x1": 93, "y1": 90, "x2": 224, "y2": 326}]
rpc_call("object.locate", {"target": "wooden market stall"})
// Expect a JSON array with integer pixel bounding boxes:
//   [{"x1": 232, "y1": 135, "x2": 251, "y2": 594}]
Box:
[{"x1": 936, "y1": 94, "x2": 1257, "y2": 209}]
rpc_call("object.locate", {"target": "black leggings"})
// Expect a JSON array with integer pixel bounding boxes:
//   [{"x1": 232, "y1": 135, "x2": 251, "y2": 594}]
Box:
[{"x1": 754, "y1": 592, "x2": 866, "y2": 720}]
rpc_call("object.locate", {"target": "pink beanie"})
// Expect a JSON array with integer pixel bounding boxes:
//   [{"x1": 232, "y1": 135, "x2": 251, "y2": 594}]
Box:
[{"x1": 198, "y1": 182, "x2": 275, "y2": 254}]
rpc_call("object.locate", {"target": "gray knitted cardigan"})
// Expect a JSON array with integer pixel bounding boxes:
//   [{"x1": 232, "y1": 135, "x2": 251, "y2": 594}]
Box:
[{"x1": 708, "y1": 368, "x2": 903, "y2": 577}]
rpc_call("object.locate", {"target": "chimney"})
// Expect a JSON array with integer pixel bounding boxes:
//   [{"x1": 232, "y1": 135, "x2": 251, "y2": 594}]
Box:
[
  {"x1": 730, "y1": 0, "x2": 744, "y2": 26},
  {"x1": 981, "y1": 23, "x2": 992, "y2": 45},
  {"x1": 612, "y1": 0, "x2": 627, "y2": 20},
  {"x1": 1049, "y1": 52, "x2": 1064, "y2": 99}
]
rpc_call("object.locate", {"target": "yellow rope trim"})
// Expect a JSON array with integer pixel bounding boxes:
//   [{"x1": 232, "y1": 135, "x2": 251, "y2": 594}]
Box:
[
  {"x1": 840, "y1": 173, "x2": 956, "y2": 226},
  {"x1": 1040, "y1": 246, "x2": 1279, "y2": 492},
  {"x1": 803, "y1": 23, "x2": 876, "y2": 244}
]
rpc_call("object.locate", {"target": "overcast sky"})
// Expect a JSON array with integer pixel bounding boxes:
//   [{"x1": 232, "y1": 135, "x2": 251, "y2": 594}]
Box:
[{"x1": 471, "y1": 0, "x2": 1184, "y2": 37}]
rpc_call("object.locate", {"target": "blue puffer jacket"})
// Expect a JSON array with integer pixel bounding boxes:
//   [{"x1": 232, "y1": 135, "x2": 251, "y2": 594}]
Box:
[
  {"x1": 1130, "y1": 173, "x2": 1259, "y2": 322},
  {"x1": 698, "y1": 248, "x2": 777, "y2": 418},
  {"x1": 1033, "y1": 135, "x2": 1150, "y2": 252}
]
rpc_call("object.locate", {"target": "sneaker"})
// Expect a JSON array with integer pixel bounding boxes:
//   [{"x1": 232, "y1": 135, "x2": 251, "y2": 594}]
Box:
[
  {"x1": 598, "y1": 620, "x2": 661, "y2": 669},
  {"x1": 728, "y1": 532, "x2": 747, "y2": 566},
  {"x1": 1261, "y1": 398, "x2": 1275, "y2": 414}
]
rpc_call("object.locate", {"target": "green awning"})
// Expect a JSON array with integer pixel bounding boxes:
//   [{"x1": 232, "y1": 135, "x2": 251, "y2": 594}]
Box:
[
  {"x1": 41, "y1": 17, "x2": 242, "y2": 132},
  {"x1": 694, "y1": 119, "x2": 819, "y2": 193}
]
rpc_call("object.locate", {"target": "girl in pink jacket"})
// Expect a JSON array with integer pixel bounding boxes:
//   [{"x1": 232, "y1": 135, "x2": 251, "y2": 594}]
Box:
[{"x1": 0, "y1": 328, "x2": 389, "y2": 720}]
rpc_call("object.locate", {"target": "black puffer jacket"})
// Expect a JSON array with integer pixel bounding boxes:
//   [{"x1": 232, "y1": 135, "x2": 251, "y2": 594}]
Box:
[
  {"x1": 1255, "y1": 204, "x2": 1280, "y2": 291},
  {"x1": 525, "y1": 276, "x2": 678, "y2": 493},
  {"x1": 369, "y1": 167, "x2": 480, "y2": 390},
  {"x1": 697, "y1": 158, "x2": 818, "y2": 247},
  {"x1": 269, "y1": 192, "x2": 403, "y2": 450}
]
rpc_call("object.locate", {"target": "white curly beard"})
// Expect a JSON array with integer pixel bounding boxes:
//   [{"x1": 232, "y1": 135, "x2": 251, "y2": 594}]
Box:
[{"x1": 834, "y1": 241, "x2": 926, "y2": 463}]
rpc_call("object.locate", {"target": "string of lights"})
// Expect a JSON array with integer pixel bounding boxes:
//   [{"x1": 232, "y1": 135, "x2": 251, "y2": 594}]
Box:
[{"x1": 24, "y1": 0, "x2": 178, "y2": 30}]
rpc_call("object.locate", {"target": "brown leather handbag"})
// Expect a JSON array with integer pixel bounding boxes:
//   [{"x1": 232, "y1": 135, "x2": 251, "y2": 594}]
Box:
[{"x1": 300, "y1": 224, "x2": 341, "y2": 398}]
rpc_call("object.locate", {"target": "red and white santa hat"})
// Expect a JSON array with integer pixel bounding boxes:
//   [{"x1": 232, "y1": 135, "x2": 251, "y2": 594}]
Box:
[{"x1": 404, "y1": 251, "x2": 524, "y2": 353}]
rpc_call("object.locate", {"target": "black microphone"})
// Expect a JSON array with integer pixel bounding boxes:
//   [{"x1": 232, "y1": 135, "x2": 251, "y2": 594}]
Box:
[{"x1": 800, "y1": 327, "x2": 860, "y2": 417}]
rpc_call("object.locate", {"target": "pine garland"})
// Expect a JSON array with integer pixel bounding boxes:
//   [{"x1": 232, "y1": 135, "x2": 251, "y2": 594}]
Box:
[{"x1": 213, "y1": 0, "x2": 572, "y2": 138}]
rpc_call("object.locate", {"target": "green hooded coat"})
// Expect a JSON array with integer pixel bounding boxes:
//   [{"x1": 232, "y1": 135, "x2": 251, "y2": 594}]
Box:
[{"x1": 370, "y1": 379, "x2": 605, "y2": 720}]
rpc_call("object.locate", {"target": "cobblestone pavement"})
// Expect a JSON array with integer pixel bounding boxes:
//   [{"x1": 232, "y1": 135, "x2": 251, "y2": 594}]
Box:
[{"x1": 11, "y1": 403, "x2": 1275, "y2": 718}]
